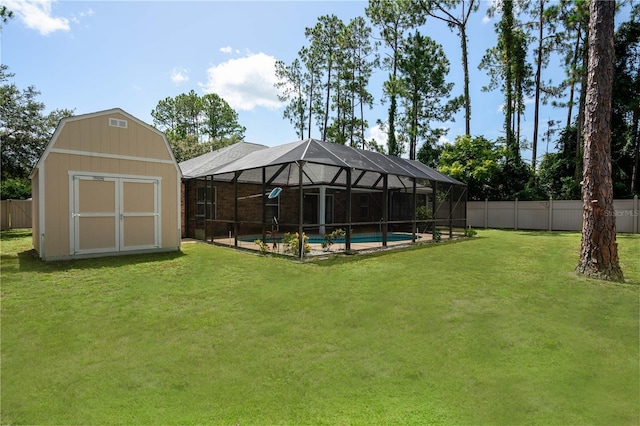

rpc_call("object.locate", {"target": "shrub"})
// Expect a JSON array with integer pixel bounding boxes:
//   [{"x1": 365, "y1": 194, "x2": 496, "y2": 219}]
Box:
[
  {"x1": 254, "y1": 239, "x2": 270, "y2": 254},
  {"x1": 283, "y1": 232, "x2": 310, "y2": 255},
  {"x1": 321, "y1": 228, "x2": 346, "y2": 251},
  {"x1": 1, "y1": 178, "x2": 31, "y2": 200},
  {"x1": 464, "y1": 227, "x2": 477, "y2": 237}
]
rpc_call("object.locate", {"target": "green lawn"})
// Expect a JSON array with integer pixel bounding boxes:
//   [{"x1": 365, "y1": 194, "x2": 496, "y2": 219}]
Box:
[{"x1": 1, "y1": 229, "x2": 638, "y2": 425}]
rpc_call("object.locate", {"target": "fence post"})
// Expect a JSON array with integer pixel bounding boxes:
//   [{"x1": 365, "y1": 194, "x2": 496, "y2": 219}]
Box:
[
  {"x1": 634, "y1": 195, "x2": 638, "y2": 234},
  {"x1": 8, "y1": 199, "x2": 12, "y2": 230},
  {"x1": 548, "y1": 196, "x2": 553, "y2": 231},
  {"x1": 514, "y1": 198, "x2": 518, "y2": 230},
  {"x1": 484, "y1": 198, "x2": 488, "y2": 229}
]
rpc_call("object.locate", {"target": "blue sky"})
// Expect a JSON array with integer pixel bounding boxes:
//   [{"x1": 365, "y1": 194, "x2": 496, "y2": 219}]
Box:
[{"x1": 1, "y1": 1, "x2": 633, "y2": 163}]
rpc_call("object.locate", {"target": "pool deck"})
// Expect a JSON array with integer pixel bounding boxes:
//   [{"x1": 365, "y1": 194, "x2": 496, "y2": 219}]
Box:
[{"x1": 205, "y1": 232, "x2": 457, "y2": 257}]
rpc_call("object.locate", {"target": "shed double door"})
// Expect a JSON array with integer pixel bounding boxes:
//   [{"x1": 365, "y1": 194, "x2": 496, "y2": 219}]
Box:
[{"x1": 71, "y1": 175, "x2": 160, "y2": 255}]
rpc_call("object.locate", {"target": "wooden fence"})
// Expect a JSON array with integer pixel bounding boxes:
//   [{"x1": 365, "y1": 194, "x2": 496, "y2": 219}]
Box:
[
  {"x1": 468, "y1": 196, "x2": 639, "y2": 234},
  {"x1": 0, "y1": 199, "x2": 32, "y2": 231}
]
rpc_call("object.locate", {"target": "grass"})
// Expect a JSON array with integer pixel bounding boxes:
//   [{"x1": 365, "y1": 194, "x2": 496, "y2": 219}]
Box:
[{"x1": 1, "y1": 229, "x2": 638, "y2": 425}]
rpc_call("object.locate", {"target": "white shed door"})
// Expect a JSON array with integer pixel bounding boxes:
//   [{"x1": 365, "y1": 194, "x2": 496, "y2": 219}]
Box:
[
  {"x1": 120, "y1": 179, "x2": 159, "y2": 251},
  {"x1": 71, "y1": 175, "x2": 160, "y2": 255}
]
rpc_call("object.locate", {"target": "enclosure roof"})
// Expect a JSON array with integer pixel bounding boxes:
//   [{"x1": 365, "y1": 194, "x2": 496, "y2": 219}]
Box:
[
  {"x1": 195, "y1": 138, "x2": 464, "y2": 186},
  {"x1": 179, "y1": 142, "x2": 267, "y2": 178}
]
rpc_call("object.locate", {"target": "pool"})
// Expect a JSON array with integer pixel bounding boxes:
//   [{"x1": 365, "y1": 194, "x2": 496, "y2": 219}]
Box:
[{"x1": 241, "y1": 233, "x2": 420, "y2": 244}]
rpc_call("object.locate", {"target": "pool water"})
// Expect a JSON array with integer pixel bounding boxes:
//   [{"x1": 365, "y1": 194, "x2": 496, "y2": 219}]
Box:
[{"x1": 241, "y1": 233, "x2": 420, "y2": 244}]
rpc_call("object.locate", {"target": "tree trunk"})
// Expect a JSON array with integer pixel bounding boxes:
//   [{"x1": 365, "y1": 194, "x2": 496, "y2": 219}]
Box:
[
  {"x1": 502, "y1": 0, "x2": 515, "y2": 161},
  {"x1": 308, "y1": 75, "x2": 314, "y2": 139},
  {"x1": 360, "y1": 90, "x2": 366, "y2": 150},
  {"x1": 576, "y1": 0, "x2": 623, "y2": 282},
  {"x1": 566, "y1": 28, "x2": 581, "y2": 128},
  {"x1": 323, "y1": 63, "x2": 332, "y2": 141},
  {"x1": 532, "y1": 0, "x2": 544, "y2": 170},
  {"x1": 632, "y1": 107, "x2": 639, "y2": 193},
  {"x1": 461, "y1": 25, "x2": 471, "y2": 136}
]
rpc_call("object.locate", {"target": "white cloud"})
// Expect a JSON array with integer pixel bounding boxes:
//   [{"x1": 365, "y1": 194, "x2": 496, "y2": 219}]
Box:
[
  {"x1": 220, "y1": 46, "x2": 233, "y2": 54},
  {"x1": 437, "y1": 135, "x2": 451, "y2": 145},
  {"x1": 366, "y1": 123, "x2": 388, "y2": 148},
  {"x1": 483, "y1": 0, "x2": 501, "y2": 23},
  {"x1": 170, "y1": 68, "x2": 190, "y2": 85},
  {"x1": 200, "y1": 52, "x2": 282, "y2": 111},
  {"x1": 4, "y1": 0, "x2": 70, "y2": 35}
]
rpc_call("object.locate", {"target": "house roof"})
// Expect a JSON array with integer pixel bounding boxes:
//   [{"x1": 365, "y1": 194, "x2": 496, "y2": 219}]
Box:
[
  {"x1": 179, "y1": 141, "x2": 267, "y2": 178},
  {"x1": 194, "y1": 139, "x2": 464, "y2": 189}
]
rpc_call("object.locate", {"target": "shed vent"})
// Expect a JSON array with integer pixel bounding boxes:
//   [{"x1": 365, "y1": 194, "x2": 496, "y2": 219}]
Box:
[{"x1": 109, "y1": 118, "x2": 128, "y2": 128}]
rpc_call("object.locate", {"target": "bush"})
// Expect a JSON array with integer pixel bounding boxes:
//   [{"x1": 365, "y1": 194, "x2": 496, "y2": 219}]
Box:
[
  {"x1": 0, "y1": 178, "x2": 31, "y2": 200},
  {"x1": 283, "y1": 232, "x2": 310, "y2": 256},
  {"x1": 321, "y1": 228, "x2": 345, "y2": 251},
  {"x1": 464, "y1": 227, "x2": 477, "y2": 237},
  {"x1": 254, "y1": 239, "x2": 270, "y2": 254}
]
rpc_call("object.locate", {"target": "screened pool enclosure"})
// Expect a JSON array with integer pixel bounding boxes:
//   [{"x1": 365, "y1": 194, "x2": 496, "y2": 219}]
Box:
[{"x1": 182, "y1": 139, "x2": 467, "y2": 257}]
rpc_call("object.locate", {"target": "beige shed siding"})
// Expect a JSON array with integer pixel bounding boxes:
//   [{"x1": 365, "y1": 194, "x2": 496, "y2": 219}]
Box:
[
  {"x1": 32, "y1": 170, "x2": 40, "y2": 250},
  {"x1": 42, "y1": 153, "x2": 179, "y2": 258},
  {"x1": 53, "y1": 113, "x2": 172, "y2": 161}
]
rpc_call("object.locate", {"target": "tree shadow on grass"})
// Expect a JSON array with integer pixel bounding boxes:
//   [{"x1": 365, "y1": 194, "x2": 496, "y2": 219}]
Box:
[
  {"x1": 514, "y1": 230, "x2": 580, "y2": 237},
  {"x1": 14, "y1": 248, "x2": 187, "y2": 274},
  {"x1": 0, "y1": 229, "x2": 32, "y2": 241}
]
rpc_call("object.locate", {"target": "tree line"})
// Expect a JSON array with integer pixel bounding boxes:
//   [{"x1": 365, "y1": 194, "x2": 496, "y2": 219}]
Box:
[
  {"x1": 274, "y1": 0, "x2": 639, "y2": 200},
  {"x1": 1, "y1": 1, "x2": 638, "y2": 202}
]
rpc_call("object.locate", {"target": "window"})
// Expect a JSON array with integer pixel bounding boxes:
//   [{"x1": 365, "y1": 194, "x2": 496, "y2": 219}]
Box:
[
  {"x1": 109, "y1": 118, "x2": 128, "y2": 128},
  {"x1": 196, "y1": 185, "x2": 216, "y2": 226},
  {"x1": 359, "y1": 194, "x2": 369, "y2": 219},
  {"x1": 325, "y1": 194, "x2": 334, "y2": 224}
]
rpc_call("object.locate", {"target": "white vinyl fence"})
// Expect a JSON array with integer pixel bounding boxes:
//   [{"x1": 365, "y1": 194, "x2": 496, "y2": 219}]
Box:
[
  {"x1": 0, "y1": 199, "x2": 32, "y2": 231},
  {"x1": 468, "y1": 196, "x2": 639, "y2": 234}
]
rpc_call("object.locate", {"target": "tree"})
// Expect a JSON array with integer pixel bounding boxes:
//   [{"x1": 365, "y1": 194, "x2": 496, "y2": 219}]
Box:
[
  {"x1": 0, "y1": 65, "x2": 73, "y2": 180},
  {"x1": 348, "y1": 17, "x2": 378, "y2": 149},
  {"x1": 366, "y1": 0, "x2": 424, "y2": 155},
  {"x1": 417, "y1": 0, "x2": 478, "y2": 137},
  {"x1": 305, "y1": 15, "x2": 344, "y2": 141},
  {"x1": 200, "y1": 93, "x2": 245, "y2": 141},
  {"x1": 575, "y1": 0, "x2": 623, "y2": 282},
  {"x1": 479, "y1": 0, "x2": 532, "y2": 162},
  {"x1": 295, "y1": 45, "x2": 324, "y2": 139},
  {"x1": 275, "y1": 58, "x2": 307, "y2": 139},
  {"x1": 537, "y1": 125, "x2": 581, "y2": 199},
  {"x1": 417, "y1": 141, "x2": 443, "y2": 168},
  {"x1": 151, "y1": 91, "x2": 245, "y2": 162},
  {"x1": 396, "y1": 31, "x2": 462, "y2": 160},
  {"x1": 329, "y1": 16, "x2": 377, "y2": 148},
  {"x1": 1, "y1": 5, "x2": 13, "y2": 25},
  {"x1": 438, "y1": 135, "x2": 502, "y2": 200},
  {"x1": 545, "y1": 0, "x2": 590, "y2": 185},
  {"x1": 523, "y1": 0, "x2": 558, "y2": 170},
  {"x1": 611, "y1": 6, "x2": 640, "y2": 196},
  {"x1": 1, "y1": 177, "x2": 30, "y2": 200}
]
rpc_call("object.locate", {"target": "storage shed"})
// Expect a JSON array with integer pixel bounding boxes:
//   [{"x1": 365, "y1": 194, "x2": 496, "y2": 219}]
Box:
[{"x1": 30, "y1": 108, "x2": 182, "y2": 260}]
